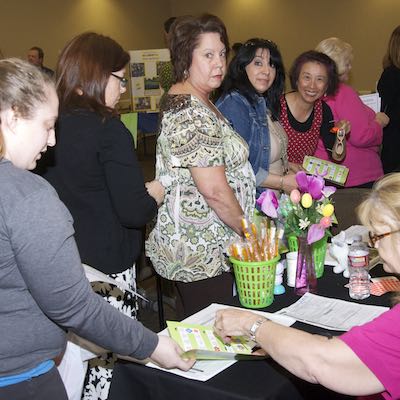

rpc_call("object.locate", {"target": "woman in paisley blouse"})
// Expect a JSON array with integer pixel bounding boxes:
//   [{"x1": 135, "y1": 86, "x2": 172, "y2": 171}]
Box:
[
  {"x1": 280, "y1": 50, "x2": 338, "y2": 164},
  {"x1": 146, "y1": 14, "x2": 256, "y2": 319}
]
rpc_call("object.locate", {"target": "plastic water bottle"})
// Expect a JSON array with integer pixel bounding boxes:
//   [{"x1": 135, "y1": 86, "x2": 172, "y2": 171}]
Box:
[{"x1": 348, "y1": 236, "x2": 370, "y2": 300}]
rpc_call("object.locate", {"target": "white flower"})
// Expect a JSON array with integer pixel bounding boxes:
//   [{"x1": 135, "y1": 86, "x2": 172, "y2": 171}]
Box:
[
  {"x1": 316, "y1": 203, "x2": 324, "y2": 215},
  {"x1": 299, "y1": 218, "x2": 311, "y2": 230}
]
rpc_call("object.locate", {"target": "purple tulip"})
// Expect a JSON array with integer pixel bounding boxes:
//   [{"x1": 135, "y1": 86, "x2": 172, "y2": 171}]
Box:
[
  {"x1": 295, "y1": 171, "x2": 325, "y2": 200},
  {"x1": 307, "y1": 223, "x2": 325, "y2": 244},
  {"x1": 257, "y1": 189, "x2": 278, "y2": 218}
]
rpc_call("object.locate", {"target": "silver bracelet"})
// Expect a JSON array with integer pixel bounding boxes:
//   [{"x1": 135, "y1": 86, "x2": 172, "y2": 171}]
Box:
[{"x1": 249, "y1": 317, "x2": 268, "y2": 342}]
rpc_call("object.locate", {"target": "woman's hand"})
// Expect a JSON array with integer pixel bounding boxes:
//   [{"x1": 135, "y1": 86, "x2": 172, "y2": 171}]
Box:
[
  {"x1": 375, "y1": 112, "x2": 390, "y2": 128},
  {"x1": 288, "y1": 162, "x2": 304, "y2": 174},
  {"x1": 337, "y1": 119, "x2": 351, "y2": 135},
  {"x1": 214, "y1": 309, "x2": 260, "y2": 342},
  {"x1": 282, "y1": 173, "x2": 298, "y2": 194},
  {"x1": 145, "y1": 180, "x2": 165, "y2": 206},
  {"x1": 150, "y1": 336, "x2": 195, "y2": 371}
]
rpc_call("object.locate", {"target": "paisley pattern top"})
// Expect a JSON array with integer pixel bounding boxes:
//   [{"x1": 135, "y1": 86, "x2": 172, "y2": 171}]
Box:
[{"x1": 146, "y1": 94, "x2": 255, "y2": 282}]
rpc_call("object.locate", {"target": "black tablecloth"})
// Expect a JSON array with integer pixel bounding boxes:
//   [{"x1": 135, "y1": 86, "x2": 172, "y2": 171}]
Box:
[{"x1": 109, "y1": 265, "x2": 391, "y2": 400}]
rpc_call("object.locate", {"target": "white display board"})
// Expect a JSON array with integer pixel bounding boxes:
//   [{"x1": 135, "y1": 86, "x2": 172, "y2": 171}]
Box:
[{"x1": 129, "y1": 48, "x2": 170, "y2": 112}]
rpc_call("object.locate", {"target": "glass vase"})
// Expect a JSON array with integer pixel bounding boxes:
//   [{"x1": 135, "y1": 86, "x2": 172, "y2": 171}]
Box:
[{"x1": 295, "y1": 236, "x2": 317, "y2": 295}]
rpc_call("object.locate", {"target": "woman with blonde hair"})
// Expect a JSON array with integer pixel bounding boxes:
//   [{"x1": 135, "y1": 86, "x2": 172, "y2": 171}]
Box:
[
  {"x1": 215, "y1": 172, "x2": 400, "y2": 399},
  {"x1": 378, "y1": 26, "x2": 400, "y2": 173},
  {"x1": 0, "y1": 58, "x2": 193, "y2": 400},
  {"x1": 315, "y1": 37, "x2": 389, "y2": 188}
]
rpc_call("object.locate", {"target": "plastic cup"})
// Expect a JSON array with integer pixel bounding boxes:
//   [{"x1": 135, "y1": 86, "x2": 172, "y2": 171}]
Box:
[{"x1": 285, "y1": 251, "x2": 298, "y2": 287}]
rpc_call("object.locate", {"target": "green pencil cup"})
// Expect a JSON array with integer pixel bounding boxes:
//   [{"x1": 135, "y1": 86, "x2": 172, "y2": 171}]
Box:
[{"x1": 230, "y1": 255, "x2": 280, "y2": 309}]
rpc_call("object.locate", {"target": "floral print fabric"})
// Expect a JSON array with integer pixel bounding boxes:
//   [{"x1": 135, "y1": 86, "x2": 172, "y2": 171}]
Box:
[{"x1": 146, "y1": 94, "x2": 255, "y2": 282}]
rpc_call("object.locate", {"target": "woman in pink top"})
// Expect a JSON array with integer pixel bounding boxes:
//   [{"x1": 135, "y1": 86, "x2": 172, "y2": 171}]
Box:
[
  {"x1": 315, "y1": 37, "x2": 389, "y2": 188},
  {"x1": 215, "y1": 173, "x2": 400, "y2": 399}
]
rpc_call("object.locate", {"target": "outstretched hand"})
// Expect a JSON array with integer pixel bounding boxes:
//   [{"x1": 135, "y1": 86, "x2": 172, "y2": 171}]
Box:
[{"x1": 149, "y1": 335, "x2": 195, "y2": 371}]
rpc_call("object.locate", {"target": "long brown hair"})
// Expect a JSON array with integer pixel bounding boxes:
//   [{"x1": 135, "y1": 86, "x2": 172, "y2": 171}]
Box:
[
  {"x1": 383, "y1": 26, "x2": 400, "y2": 69},
  {"x1": 56, "y1": 32, "x2": 129, "y2": 117}
]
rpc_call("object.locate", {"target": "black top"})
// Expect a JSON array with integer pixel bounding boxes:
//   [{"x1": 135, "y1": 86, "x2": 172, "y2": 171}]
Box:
[
  {"x1": 287, "y1": 99, "x2": 335, "y2": 152},
  {"x1": 40, "y1": 110, "x2": 157, "y2": 274},
  {"x1": 377, "y1": 65, "x2": 400, "y2": 173}
]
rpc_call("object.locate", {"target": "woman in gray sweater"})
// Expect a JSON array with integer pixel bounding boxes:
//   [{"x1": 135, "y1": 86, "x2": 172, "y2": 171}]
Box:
[{"x1": 0, "y1": 58, "x2": 193, "y2": 400}]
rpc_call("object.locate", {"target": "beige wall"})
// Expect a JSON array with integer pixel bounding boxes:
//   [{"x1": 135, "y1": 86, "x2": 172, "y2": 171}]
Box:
[
  {"x1": 0, "y1": 0, "x2": 171, "y2": 70},
  {"x1": 171, "y1": 0, "x2": 400, "y2": 91},
  {"x1": 1, "y1": 0, "x2": 399, "y2": 91}
]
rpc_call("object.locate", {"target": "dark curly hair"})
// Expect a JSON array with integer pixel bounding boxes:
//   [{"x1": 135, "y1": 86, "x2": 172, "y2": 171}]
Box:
[
  {"x1": 169, "y1": 14, "x2": 229, "y2": 83},
  {"x1": 219, "y1": 38, "x2": 285, "y2": 120},
  {"x1": 289, "y1": 50, "x2": 338, "y2": 96}
]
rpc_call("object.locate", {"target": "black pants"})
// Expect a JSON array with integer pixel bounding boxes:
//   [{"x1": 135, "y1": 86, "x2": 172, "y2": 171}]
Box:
[
  {"x1": 0, "y1": 366, "x2": 67, "y2": 400},
  {"x1": 174, "y1": 272, "x2": 235, "y2": 320}
]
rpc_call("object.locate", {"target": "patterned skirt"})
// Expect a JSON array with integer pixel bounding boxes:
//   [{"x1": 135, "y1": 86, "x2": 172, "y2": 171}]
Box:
[{"x1": 82, "y1": 266, "x2": 137, "y2": 400}]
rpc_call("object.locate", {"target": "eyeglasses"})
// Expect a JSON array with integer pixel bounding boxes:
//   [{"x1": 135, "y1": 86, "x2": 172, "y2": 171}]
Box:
[
  {"x1": 111, "y1": 73, "x2": 128, "y2": 88},
  {"x1": 368, "y1": 229, "x2": 400, "y2": 247}
]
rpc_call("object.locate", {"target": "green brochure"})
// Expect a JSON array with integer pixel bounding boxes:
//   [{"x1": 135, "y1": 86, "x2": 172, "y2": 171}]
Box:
[
  {"x1": 167, "y1": 321, "x2": 264, "y2": 360},
  {"x1": 303, "y1": 156, "x2": 349, "y2": 186}
]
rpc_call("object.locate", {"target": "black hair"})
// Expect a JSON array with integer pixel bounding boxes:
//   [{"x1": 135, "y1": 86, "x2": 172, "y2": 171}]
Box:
[
  {"x1": 289, "y1": 50, "x2": 338, "y2": 96},
  {"x1": 219, "y1": 38, "x2": 285, "y2": 120},
  {"x1": 164, "y1": 17, "x2": 177, "y2": 34}
]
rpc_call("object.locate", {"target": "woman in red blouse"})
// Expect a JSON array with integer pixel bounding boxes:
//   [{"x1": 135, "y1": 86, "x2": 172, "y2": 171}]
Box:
[{"x1": 280, "y1": 50, "x2": 340, "y2": 164}]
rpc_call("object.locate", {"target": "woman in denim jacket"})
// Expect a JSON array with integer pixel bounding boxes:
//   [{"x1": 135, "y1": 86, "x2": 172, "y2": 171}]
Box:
[{"x1": 216, "y1": 38, "x2": 299, "y2": 196}]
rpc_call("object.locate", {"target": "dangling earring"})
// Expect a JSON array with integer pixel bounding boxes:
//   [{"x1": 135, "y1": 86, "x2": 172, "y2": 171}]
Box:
[{"x1": 183, "y1": 69, "x2": 189, "y2": 80}]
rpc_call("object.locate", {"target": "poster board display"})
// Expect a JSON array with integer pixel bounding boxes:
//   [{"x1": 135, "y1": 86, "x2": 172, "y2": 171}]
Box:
[{"x1": 129, "y1": 48, "x2": 170, "y2": 112}]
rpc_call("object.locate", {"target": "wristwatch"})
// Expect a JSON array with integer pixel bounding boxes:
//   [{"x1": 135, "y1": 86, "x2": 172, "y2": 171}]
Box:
[{"x1": 248, "y1": 317, "x2": 268, "y2": 342}]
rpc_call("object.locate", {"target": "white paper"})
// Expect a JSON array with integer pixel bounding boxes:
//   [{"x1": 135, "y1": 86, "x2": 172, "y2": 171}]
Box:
[
  {"x1": 144, "y1": 303, "x2": 295, "y2": 381},
  {"x1": 276, "y1": 293, "x2": 388, "y2": 331},
  {"x1": 359, "y1": 93, "x2": 381, "y2": 113}
]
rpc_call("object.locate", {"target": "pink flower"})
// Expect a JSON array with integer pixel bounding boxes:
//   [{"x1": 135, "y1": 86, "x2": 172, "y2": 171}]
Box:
[
  {"x1": 320, "y1": 216, "x2": 332, "y2": 228},
  {"x1": 256, "y1": 190, "x2": 278, "y2": 218},
  {"x1": 290, "y1": 189, "x2": 301, "y2": 204}
]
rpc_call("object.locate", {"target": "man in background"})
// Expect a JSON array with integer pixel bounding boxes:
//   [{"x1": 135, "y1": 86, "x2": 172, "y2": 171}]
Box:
[{"x1": 27, "y1": 46, "x2": 54, "y2": 77}]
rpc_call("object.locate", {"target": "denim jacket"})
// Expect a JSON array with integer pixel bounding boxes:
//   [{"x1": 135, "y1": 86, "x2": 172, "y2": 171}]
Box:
[{"x1": 216, "y1": 90, "x2": 270, "y2": 195}]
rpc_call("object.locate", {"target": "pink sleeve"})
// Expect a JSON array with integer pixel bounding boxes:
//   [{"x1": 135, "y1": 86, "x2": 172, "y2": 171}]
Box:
[
  {"x1": 326, "y1": 84, "x2": 383, "y2": 148},
  {"x1": 340, "y1": 304, "x2": 400, "y2": 399}
]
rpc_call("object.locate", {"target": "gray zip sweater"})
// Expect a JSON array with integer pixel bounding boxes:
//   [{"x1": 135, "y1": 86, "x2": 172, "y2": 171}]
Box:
[{"x1": 0, "y1": 159, "x2": 158, "y2": 376}]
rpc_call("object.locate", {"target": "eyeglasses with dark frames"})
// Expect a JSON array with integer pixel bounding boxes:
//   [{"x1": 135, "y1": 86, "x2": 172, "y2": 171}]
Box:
[
  {"x1": 111, "y1": 73, "x2": 128, "y2": 88},
  {"x1": 368, "y1": 229, "x2": 400, "y2": 247}
]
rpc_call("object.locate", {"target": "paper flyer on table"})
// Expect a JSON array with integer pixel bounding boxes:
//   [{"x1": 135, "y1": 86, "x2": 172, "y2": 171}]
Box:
[
  {"x1": 167, "y1": 321, "x2": 260, "y2": 360},
  {"x1": 302, "y1": 156, "x2": 349, "y2": 185},
  {"x1": 276, "y1": 293, "x2": 388, "y2": 331},
  {"x1": 144, "y1": 303, "x2": 295, "y2": 381}
]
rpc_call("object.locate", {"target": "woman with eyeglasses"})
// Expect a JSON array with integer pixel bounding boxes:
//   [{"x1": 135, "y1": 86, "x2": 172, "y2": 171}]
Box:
[
  {"x1": 216, "y1": 38, "x2": 299, "y2": 196},
  {"x1": 215, "y1": 172, "x2": 400, "y2": 399},
  {"x1": 38, "y1": 32, "x2": 164, "y2": 400}
]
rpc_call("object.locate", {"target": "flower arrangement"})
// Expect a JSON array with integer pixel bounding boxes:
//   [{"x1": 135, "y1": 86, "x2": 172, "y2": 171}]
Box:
[{"x1": 256, "y1": 171, "x2": 336, "y2": 245}]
